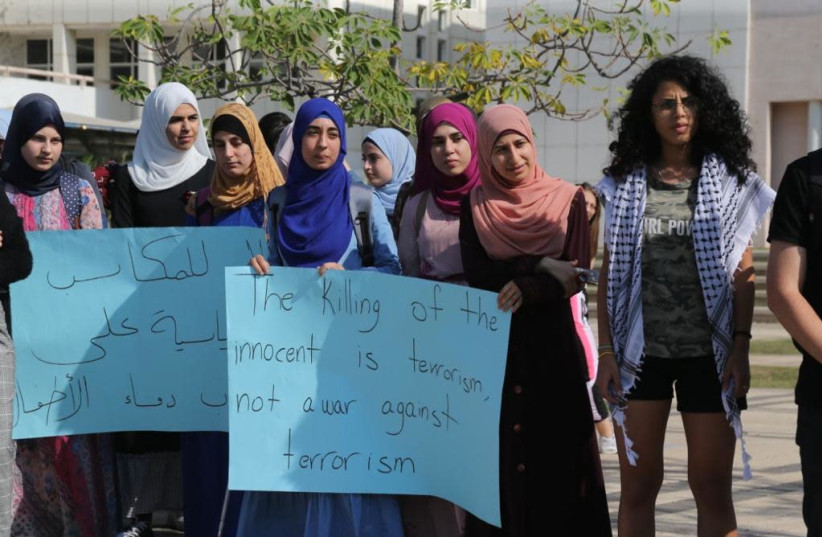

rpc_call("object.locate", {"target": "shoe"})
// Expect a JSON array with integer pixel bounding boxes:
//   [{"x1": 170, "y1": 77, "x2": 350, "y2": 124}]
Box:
[
  {"x1": 599, "y1": 434, "x2": 618, "y2": 454},
  {"x1": 117, "y1": 521, "x2": 154, "y2": 537}
]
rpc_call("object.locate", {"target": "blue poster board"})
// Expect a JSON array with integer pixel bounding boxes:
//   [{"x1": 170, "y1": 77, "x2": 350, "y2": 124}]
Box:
[
  {"x1": 11, "y1": 227, "x2": 266, "y2": 439},
  {"x1": 225, "y1": 267, "x2": 511, "y2": 527}
]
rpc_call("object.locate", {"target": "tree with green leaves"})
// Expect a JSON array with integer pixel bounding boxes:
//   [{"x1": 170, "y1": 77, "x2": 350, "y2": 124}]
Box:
[{"x1": 114, "y1": 0, "x2": 730, "y2": 133}]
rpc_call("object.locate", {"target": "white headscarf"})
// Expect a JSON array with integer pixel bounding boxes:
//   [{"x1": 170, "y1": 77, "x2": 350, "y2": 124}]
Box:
[
  {"x1": 128, "y1": 82, "x2": 211, "y2": 192},
  {"x1": 274, "y1": 122, "x2": 294, "y2": 179}
]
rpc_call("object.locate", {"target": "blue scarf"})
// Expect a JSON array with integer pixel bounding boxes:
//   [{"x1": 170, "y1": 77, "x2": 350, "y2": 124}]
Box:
[
  {"x1": 0, "y1": 93, "x2": 66, "y2": 196},
  {"x1": 277, "y1": 99, "x2": 352, "y2": 267},
  {"x1": 363, "y1": 128, "x2": 415, "y2": 216}
]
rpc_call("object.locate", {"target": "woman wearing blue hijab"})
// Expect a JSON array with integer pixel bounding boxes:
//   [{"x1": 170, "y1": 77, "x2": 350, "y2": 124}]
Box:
[
  {"x1": 361, "y1": 128, "x2": 415, "y2": 239},
  {"x1": 243, "y1": 99, "x2": 402, "y2": 536},
  {"x1": 251, "y1": 98, "x2": 399, "y2": 274}
]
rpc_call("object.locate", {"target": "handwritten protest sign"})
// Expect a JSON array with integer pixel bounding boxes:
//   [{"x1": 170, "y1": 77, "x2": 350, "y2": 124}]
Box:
[
  {"x1": 226, "y1": 267, "x2": 511, "y2": 527},
  {"x1": 11, "y1": 227, "x2": 267, "y2": 439}
]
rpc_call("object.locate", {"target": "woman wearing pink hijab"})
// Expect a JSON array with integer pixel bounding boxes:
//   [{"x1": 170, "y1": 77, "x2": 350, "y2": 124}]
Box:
[
  {"x1": 398, "y1": 103, "x2": 480, "y2": 535},
  {"x1": 460, "y1": 104, "x2": 611, "y2": 536},
  {"x1": 398, "y1": 102, "x2": 479, "y2": 284}
]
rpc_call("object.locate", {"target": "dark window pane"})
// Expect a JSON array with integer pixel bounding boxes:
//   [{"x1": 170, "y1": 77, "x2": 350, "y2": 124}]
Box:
[
  {"x1": 250, "y1": 64, "x2": 266, "y2": 81},
  {"x1": 77, "y1": 38, "x2": 94, "y2": 64},
  {"x1": 27, "y1": 39, "x2": 49, "y2": 64},
  {"x1": 111, "y1": 65, "x2": 134, "y2": 82},
  {"x1": 437, "y1": 40, "x2": 447, "y2": 62},
  {"x1": 192, "y1": 43, "x2": 210, "y2": 62},
  {"x1": 193, "y1": 41, "x2": 226, "y2": 63},
  {"x1": 109, "y1": 39, "x2": 132, "y2": 63},
  {"x1": 77, "y1": 66, "x2": 94, "y2": 77}
]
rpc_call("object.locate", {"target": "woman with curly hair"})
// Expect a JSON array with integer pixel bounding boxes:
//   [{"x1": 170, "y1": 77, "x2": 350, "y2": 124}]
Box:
[{"x1": 595, "y1": 55, "x2": 775, "y2": 536}]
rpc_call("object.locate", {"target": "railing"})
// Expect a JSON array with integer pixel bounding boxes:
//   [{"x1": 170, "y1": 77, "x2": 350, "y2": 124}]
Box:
[{"x1": 0, "y1": 65, "x2": 99, "y2": 86}]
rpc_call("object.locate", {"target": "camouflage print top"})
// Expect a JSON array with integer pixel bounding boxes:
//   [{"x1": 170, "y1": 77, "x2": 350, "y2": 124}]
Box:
[{"x1": 641, "y1": 174, "x2": 713, "y2": 358}]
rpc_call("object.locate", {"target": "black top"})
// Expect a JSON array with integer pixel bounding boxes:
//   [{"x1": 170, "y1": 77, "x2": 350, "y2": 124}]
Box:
[
  {"x1": 768, "y1": 148, "x2": 822, "y2": 409},
  {"x1": 459, "y1": 193, "x2": 611, "y2": 536},
  {"x1": 110, "y1": 160, "x2": 215, "y2": 228},
  {"x1": 0, "y1": 191, "x2": 33, "y2": 331}
]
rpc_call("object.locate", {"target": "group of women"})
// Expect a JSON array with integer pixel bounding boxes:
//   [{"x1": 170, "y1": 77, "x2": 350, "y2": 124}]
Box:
[{"x1": 0, "y1": 53, "x2": 776, "y2": 537}]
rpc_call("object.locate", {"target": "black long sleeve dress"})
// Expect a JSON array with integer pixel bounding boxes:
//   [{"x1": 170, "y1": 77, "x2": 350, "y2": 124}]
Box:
[{"x1": 459, "y1": 192, "x2": 611, "y2": 537}]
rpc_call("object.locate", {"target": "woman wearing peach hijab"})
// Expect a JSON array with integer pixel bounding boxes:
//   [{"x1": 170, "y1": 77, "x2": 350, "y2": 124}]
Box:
[{"x1": 460, "y1": 104, "x2": 611, "y2": 536}]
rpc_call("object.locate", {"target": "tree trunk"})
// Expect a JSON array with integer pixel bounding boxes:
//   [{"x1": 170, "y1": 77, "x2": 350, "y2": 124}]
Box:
[{"x1": 391, "y1": 0, "x2": 403, "y2": 73}]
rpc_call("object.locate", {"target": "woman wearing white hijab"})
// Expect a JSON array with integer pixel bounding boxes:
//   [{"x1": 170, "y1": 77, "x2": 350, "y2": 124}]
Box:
[
  {"x1": 109, "y1": 82, "x2": 214, "y2": 534},
  {"x1": 273, "y1": 121, "x2": 294, "y2": 179},
  {"x1": 111, "y1": 81, "x2": 214, "y2": 227}
]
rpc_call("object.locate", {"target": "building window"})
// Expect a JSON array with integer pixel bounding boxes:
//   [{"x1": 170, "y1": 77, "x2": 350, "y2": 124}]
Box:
[
  {"x1": 193, "y1": 40, "x2": 228, "y2": 88},
  {"x1": 192, "y1": 40, "x2": 227, "y2": 67},
  {"x1": 437, "y1": 39, "x2": 448, "y2": 62},
  {"x1": 438, "y1": 10, "x2": 447, "y2": 31},
  {"x1": 110, "y1": 38, "x2": 138, "y2": 87},
  {"x1": 76, "y1": 38, "x2": 94, "y2": 78},
  {"x1": 463, "y1": 0, "x2": 472, "y2": 8},
  {"x1": 27, "y1": 39, "x2": 52, "y2": 78},
  {"x1": 248, "y1": 53, "x2": 264, "y2": 81},
  {"x1": 416, "y1": 36, "x2": 426, "y2": 59}
]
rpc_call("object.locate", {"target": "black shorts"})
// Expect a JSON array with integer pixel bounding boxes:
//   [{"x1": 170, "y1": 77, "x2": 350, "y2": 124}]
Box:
[{"x1": 627, "y1": 355, "x2": 747, "y2": 413}]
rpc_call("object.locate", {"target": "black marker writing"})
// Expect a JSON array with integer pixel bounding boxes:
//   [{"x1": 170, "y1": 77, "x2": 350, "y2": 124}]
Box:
[
  {"x1": 410, "y1": 284, "x2": 443, "y2": 323},
  {"x1": 381, "y1": 394, "x2": 458, "y2": 436},
  {"x1": 128, "y1": 234, "x2": 209, "y2": 283},
  {"x1": 233, "y1": 335, "x2": 321, "y2": 366},
  {"x1": 46, "y1": 265, "x2": 122, "y2": 290},
  {"x1": 321, "y1": 277, "x2": 380, "y2": 333},
  {"x1": 460, "y1": 292, "x2": 498, "y2": 332},
  {"x1": 201, "y1": 392, "x2": 228, "y2": 408},
  {"x1": 125, "y1": 374, "x2": 169, "y2": 408},
  {"x1": 408, "y1": 338, "x2": 483, "y2": 394}
]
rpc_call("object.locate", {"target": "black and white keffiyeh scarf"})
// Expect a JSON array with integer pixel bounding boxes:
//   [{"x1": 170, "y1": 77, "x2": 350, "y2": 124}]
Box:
[{"x1": 598, "y1": 154, "x2": 775, "y2": 480}]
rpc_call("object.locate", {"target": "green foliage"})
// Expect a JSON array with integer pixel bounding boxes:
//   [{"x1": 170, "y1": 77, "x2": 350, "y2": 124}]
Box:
[
  {"x1": 112, "y1": 0, "x2": 725, "y2": 131},
  {"x1": 709, "y1": 27, "x2": 733, "y2": 55}
]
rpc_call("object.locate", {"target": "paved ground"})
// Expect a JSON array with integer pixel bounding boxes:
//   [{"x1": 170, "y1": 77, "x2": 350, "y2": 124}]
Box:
[{"x1": 601, "y1": 387, "x2": 805, "y2": 536}]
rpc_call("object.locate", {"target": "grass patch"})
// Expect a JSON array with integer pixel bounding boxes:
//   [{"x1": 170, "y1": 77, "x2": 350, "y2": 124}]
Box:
[
  {"x1": 750, "y1": 365, "x2": 798, "y2": 389},
  {"x1": 750, "y1": 339, "x2": 798, "y2": 355}
]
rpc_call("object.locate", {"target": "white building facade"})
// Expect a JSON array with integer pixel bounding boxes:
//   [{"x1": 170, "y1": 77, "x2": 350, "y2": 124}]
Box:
[
  {"x1": 486, "y1": 0, "x2": 822, "y2": 193},
  {"x1": 0, "y1": 0, "x2": 819, "y2": 197}
]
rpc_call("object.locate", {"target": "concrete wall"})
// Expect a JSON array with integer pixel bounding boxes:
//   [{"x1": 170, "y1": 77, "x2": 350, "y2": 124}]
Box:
[
  {"x1": 0, "y1": 76, "x2": 97, "y2": 115},
  {"x1": 749, "y1": 1, "x2": 822, "y2": 187}
]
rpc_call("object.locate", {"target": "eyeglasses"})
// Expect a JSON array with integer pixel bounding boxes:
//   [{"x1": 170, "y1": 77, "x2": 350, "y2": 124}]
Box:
[{"x1": 652, "y1": 96, "x2": 699, "y2": 115}]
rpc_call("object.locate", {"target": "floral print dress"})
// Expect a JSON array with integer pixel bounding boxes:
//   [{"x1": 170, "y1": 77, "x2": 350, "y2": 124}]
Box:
[{"x1": 5, "y1": 179, "x2": 118, "y2": 537}]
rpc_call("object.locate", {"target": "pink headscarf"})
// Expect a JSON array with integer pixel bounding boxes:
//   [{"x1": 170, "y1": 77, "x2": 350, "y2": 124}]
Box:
[
  {"x1": 413, "y1": 103, "x2": 480, "y2": 215},
  {"x1": 471, "y1": 104, "x2": 580, "y2": 260}
]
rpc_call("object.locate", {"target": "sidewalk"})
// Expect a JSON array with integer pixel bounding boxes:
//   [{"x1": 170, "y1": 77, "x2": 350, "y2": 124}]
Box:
[{"x1": 601, "y1": 387, "x2": 805, "y2": 536}]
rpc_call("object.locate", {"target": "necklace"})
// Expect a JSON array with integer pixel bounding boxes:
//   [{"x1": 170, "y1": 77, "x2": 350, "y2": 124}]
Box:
[{"x1": 650, "y1": 164, "x2": 698, "y2": 185}]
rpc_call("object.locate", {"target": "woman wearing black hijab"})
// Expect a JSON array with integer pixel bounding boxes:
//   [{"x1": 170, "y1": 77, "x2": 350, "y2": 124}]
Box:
[{"x1": 1, "y1": 93, "x2": 116, "y2": 536}]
